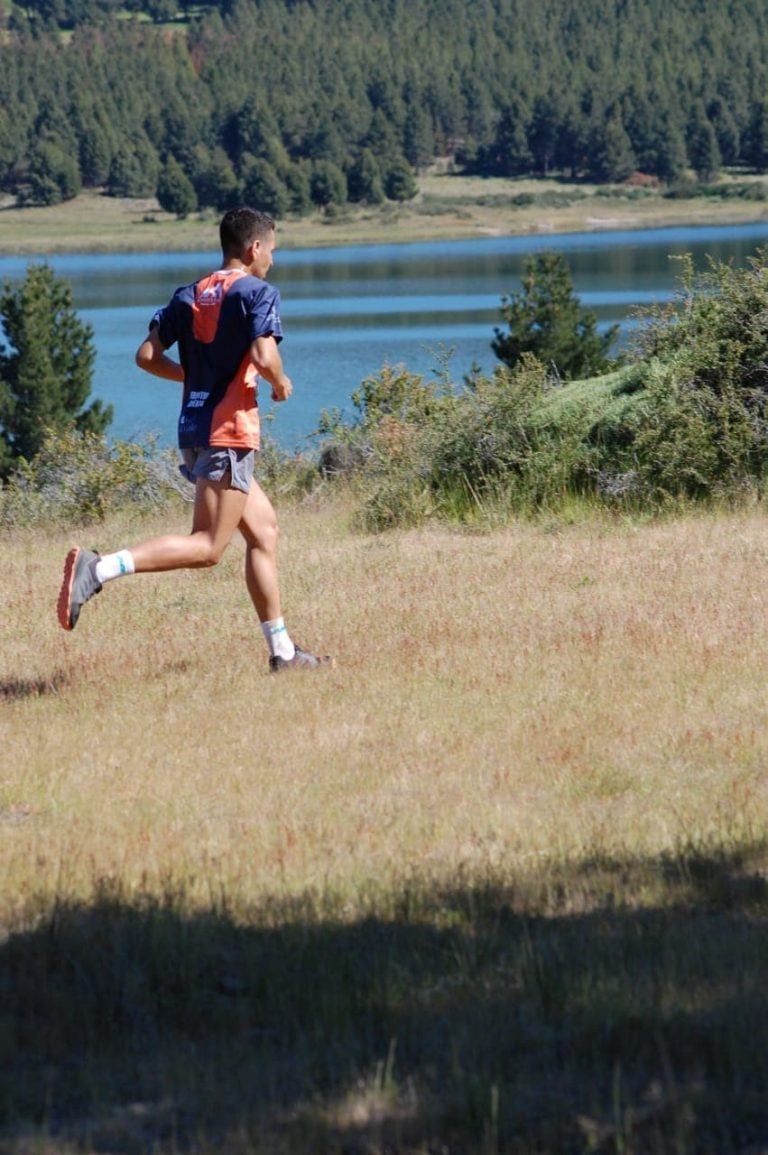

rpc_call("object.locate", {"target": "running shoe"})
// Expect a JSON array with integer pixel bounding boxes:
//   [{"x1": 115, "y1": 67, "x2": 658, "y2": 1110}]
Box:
[
  {"x1": 269, "y1": 644, "x2": 334, "y2": 673},
  {"x1": 57, "y1": 547, "x2": 102, "y2": 630}
]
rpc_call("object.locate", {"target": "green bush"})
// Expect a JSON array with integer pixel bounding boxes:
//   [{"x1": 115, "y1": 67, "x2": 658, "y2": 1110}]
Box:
[
  {"x1": 0, "y1": 428, "x2": 324, "y2": 531},
  {"x1": 316, "y1": 361, "x2": 462, "y2": 530},
  {"x1": 319, "y1": 251, "x2": 768, "y2": 529},
  {"x1": 626, "y1": 252, "x2": 768, "y2": 500},
  {"x1": 254, "y1": 432, "x2": 322, "y2": 500},
  {"x1": 0, "y1": 430, "x2": 180, "y2": 530}
]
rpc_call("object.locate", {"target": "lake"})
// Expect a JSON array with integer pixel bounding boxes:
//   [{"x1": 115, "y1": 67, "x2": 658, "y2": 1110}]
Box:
[{"x1": 2, "y1": 221, "x2": 768, "y2": 453}]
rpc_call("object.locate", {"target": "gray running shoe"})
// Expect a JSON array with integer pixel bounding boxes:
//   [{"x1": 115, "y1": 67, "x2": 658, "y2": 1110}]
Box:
[
  {"x1": 269, "y1": 644, "x2": 334, "y2": 673},
  {"x1": 57, "y1": 547, "x2": 102, "y2": 630}
]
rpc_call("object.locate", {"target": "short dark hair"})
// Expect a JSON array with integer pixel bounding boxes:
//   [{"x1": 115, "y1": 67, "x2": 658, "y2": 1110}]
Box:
[{"x1": 219, "y1": 207, "x2": 275, "y2": 257}]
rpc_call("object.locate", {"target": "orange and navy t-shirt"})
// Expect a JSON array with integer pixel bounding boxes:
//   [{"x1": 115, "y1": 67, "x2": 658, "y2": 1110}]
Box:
[{"x1": 149, "y1": 268, "x2": 283, "y2": 451}]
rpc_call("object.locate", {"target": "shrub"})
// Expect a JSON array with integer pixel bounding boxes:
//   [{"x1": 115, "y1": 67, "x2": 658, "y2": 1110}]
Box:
[
  {"x1": 321, "y1": 250, "x2": 768, "y2": 529},
  {"x1": 0, "y1": 430, "x2": 180, "y2": 530},
  {"x1": 254, "y1": 433, "x2": 322, "y2": 500},
  {"x1": 316, "y1": 361, "x2": 462, "y2": 530},
  {"x1": 626, "y1": 252, "x2": 768, "y2": 500},
  {"x1": 0, "y1": 425, "x2": 327, "y2": 532}
]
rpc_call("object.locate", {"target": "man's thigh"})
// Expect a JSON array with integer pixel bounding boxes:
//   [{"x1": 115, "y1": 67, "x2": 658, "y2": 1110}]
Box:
[{"x1": 192, "y1": 474, "x2": 249, "y2": 551}]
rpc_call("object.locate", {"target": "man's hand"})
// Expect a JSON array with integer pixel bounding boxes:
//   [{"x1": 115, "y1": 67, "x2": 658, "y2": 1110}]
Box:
[
  {"x1": 251, "y1": 335, "x2": 292, "y2": 403},
  {"x1": 271, "y1": 375, "x2": 293, "y2": 403}
]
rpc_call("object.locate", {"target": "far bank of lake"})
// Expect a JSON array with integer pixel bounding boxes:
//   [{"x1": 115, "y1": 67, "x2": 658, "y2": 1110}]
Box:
[{"x1": 1, "y1": 173, "x2": 768, "y2": 256}]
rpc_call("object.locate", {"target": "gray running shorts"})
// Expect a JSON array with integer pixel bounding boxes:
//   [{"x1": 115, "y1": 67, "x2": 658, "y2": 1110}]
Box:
[{"x1": 179, "y1": 447, "x2": 255, "y2": 494}]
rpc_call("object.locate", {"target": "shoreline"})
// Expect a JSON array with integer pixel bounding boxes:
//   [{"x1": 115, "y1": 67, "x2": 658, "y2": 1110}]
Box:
[{"x1": 2, "y1": 176, "x2": 768, "y2": 256}]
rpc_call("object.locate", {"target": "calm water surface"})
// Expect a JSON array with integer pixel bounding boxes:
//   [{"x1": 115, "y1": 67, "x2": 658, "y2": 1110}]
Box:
[{"x1": 2, "y1": 221, "x2": 768, "y2": 451}]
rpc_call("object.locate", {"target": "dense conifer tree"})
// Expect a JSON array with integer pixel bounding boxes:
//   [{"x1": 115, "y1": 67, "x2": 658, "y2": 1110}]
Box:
[
  {"x1": 588, "y1": 112, "x2": 636, "y2": 182},
  {"x1": 492, "y1": 252, "x2": 618, "y2": 381},
  {"x1": 384, "y1": 156, "x2": 418, "y2": 201},
  {"x1": 156, "y1": 155, "x2": 197, "y2": 217},
  {"x1": 708, "y1": 96, "x2": 740, "y2": 166},
  {"x1": 746, "y1": 99, "x2": 768, "y2": 173},
  {"x1": 240, "y1": 156, "x2": 289, "y2": 218},
  {"x1": 25, "y1": 142, "x2": 82, "y2": 205},
  {"x1": 483, "y1": 100, "x2": 532, "y2": 176},
  {"x1": 107, "y1": 138, "x2": 160, "y2": 197},
  {"x1": 0, "y1": 265, "x2": 110, "y2": 475},
  {"x1": 687, "y1": 104, "x2": 721, "y2": 181},
  {"x1": 347, "y1": 150, "x2": 386, "y2": 205},
  {"x1": 309, "y1": 160, "x2": 347, "y2": 209}
]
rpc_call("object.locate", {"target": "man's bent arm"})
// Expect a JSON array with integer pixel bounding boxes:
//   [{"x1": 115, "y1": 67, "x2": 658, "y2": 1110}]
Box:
[
  {"x1": 135, "y1": 329, "x2": 184, "y2": 382},
  {"x1": 251, "y1": 335, "x2": 292, "y2": 402}
]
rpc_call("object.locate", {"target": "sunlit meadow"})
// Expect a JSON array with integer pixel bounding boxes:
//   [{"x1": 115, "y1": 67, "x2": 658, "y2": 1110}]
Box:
[{"x1": 2, "y1": 498, "x2": 768, "y2": 1153}]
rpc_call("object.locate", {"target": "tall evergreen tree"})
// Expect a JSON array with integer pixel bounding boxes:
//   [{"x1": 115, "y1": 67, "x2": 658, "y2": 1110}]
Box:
[
  {"x1": 190, "y1": 146, "x2": 240, "y2": 212},
  {"x1": 707, "y1": 95, "x2": 740, "y2": 166},
  {"x1": 687, "y1": 104, "x2": 721, "y2": 181},
  {"x1": 529, "y1": 93, "x2": 562, "y2": 177},
  {"x1": 403, "y1": 102, "x2": 435, "y2": 171},
  {"x1": 0, "y1": 264, "x2": 110, "y2": 475},
  {"x1": 484, "y1": 99, "x2": 532, "y2": 175},
  {"x1": 588, "y1": 111, "x2": 636, "y2": 182},
  {"x1": 309, "y1": 160, "x2": 347, "y2": 209},
  {"x1": 156, "y1": 155, "x2": 197, "y2": 217},
  {"x1": 283, "y1": 162, "x2": 312, "y2": 215},
  {"x1": 107, "y1": 138, "x2": 160, "y2": 198},
  {"x1": 648, "y1": 117, "x2": 689, "y2": 183},
  {"x1": 240, "y1": 155, "x2": 289, "y2": 217},
  {"x1": 384, "y1": 156, "x2": 417, "y2": 201},
  {"x1": 347, "y1": 149, "x2": 385, "y2": 205},
  {"x1": 746, "y1": 99, "x2": 768, "y2": 173},
  {"x1": 555, "y1": 104, "x2": 592, "y2": 177},
  {"x1": 77, "y1": 117, "x2": 114, "y2": 187},
  {"x1": 492, "y1": 252, "x2": 618, "y2": 381},
  {"x1": 25, "y1": 141, "x2": 82, "y2": 206}
]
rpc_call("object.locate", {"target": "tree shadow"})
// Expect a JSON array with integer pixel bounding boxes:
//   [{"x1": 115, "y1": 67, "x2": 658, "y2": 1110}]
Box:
[{"x1": 2, "y1": 842, "x2": 768, "y2": 1154}]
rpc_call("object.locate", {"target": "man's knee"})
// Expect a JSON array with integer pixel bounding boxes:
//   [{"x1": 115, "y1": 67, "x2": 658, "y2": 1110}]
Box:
[
  {"x1": 191, "y1": 536, "x2": 227, "y2": 567},
  {"x1": 265, "y1": 516, "x2": 279, "y2": 548}
]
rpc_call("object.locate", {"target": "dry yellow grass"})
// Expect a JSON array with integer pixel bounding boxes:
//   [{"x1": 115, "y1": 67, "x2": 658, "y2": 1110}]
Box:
[
  {"x1": 2, "y1": 500, "x2": 767, "y2": 921},
  {"x1": 4, "y1": 498, "x2": 768, "y2": 1153}
]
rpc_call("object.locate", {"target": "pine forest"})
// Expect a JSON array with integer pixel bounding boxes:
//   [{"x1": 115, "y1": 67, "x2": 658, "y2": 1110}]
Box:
[{"x1": 1, "y1": 0, "x2": 768, "y2": 214}]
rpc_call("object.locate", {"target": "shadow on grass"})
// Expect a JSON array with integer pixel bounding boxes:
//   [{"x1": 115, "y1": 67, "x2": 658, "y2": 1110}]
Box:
[
  {"x1": 2, "y1": 842, "x2": 768, "y2": 1154},
  {"x1": 0, "y1": 670, "x2": 70, "y2": 701}
]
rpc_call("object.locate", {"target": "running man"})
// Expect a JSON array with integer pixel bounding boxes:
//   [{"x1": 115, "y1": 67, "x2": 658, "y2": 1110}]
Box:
[{"x1": 57, "y1": 206, "x2": 332, "y2": 673}]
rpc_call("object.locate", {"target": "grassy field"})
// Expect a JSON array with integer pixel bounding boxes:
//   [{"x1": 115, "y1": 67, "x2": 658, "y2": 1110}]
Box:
[
  {"x1": 2, "y1": 496, "x2": 768, "y2": 1152},
  {"x1": 2, "y1": 172, "x2": 768, "y2": 255}
]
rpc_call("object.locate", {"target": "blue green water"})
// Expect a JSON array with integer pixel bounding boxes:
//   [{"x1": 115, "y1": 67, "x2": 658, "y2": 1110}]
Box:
[{"x1": 2, "y1": 221, "x2": 767, "y2": 451}]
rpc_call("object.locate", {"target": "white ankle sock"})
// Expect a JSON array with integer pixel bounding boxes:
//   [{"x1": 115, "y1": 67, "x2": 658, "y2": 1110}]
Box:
[
  {"x1": 95, "y1": 550, "x2": 135, "y2": 584},
  {"x1": 262, "y1": 617, "x2": 296, "y2": 660}
]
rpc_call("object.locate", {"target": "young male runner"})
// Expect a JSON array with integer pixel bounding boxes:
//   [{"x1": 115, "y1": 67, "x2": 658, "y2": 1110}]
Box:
[{"x1": 57, "y1": 206, "x2": 332, "y2": 673}]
